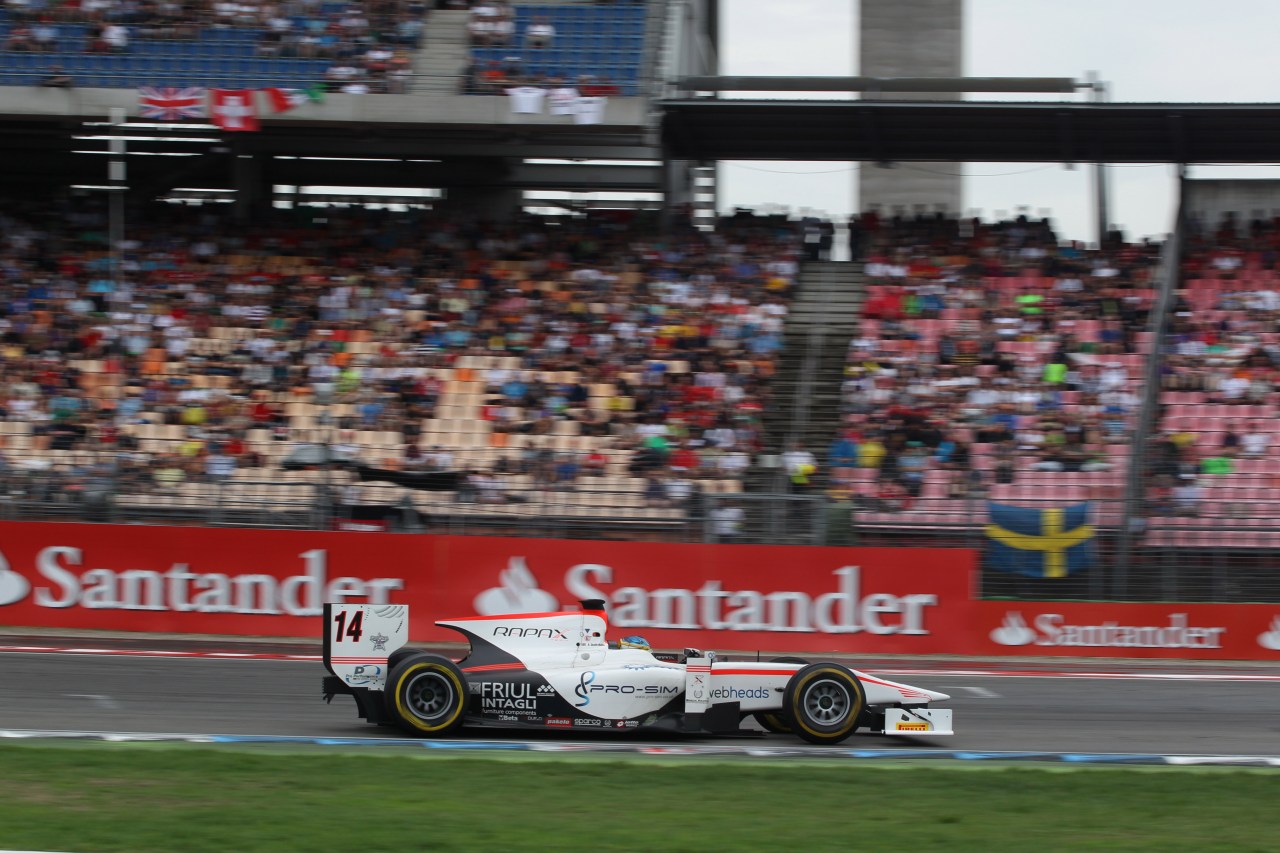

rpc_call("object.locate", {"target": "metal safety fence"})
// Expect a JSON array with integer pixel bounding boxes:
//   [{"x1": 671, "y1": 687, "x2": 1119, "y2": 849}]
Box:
[{"x1": 2, "y1": 456, "x2": 1278, "y2": 604}]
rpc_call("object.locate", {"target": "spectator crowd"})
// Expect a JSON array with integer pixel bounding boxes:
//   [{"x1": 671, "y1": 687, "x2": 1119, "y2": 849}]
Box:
[{"x1": 0, "y1": 199, "x2": 796, "y2": 522}]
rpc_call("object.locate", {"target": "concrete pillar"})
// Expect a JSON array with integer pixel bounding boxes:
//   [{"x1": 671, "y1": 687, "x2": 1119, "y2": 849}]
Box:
[
  {"x1": 232, "y1": 152, "x2": 268, "y2": 222},
  {"x1": 440, "y1": 185, "x2": 523, "y2": 221},
  {"x1": 858, "y1": 0, "x2": 963, "y2": 216},
  {"x1": 439, "y1": 157, "x2": 522, "y2": 221}
]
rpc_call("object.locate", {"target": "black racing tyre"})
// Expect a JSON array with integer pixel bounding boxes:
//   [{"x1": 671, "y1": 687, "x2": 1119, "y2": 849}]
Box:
[
  {"x1": 754, "y1": 657, "x2": 810, "y2": 734},
  {"x1": 385, "y1": 653, "x2": 467, "y2": 736},
  {"x1": 387, "y1": 647, "x2": 424, "y2": 672},
  {"x1": 754, "y1": 712, "x2": 792, "y2": 734},
  {"x1": 783, "y1": 663, "x2": 866, "y2": 745}
]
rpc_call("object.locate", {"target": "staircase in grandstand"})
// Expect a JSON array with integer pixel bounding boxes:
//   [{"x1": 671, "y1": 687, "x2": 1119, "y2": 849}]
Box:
[{"x1": 758, "y1": 261, "x2": 865, "y2": 491}]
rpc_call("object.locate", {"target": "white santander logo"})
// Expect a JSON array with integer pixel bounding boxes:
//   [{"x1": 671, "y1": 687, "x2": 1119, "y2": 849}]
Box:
[
  {"x1": 1259, "y1": 617, "x2": 1280, "y2": 651},
  {"x1": 474, "y1": 557, "x2": 559, "y2": 615},
  {"x1": 0, "y1": 550, "x2": 30, "y2": 605},
  {"x1": 475, "y1": 560, "x2": 937, "y2": 635},
  {"x1": 990, "y1": 612, "x2": 1035, "y2": 646}
]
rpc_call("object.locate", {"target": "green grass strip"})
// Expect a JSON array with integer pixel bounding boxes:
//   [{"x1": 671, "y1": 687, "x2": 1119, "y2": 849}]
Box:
[{"x1": 0, "y1": 744, "x2": 1277, "y2": 852}]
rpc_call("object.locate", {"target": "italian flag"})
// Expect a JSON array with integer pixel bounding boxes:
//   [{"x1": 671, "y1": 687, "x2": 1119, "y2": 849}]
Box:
[{"x1": 263, "y1": 86, "x2": 325, "y2": 114}]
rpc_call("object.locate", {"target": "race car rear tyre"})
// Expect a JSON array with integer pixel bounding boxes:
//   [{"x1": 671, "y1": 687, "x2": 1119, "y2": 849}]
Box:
[
  {"x1": 755, "y1": 657, "x2": 810, "y2": 734},
  {"x1": 386, "y1": 653, "x2": 467, "y2": 737},
  {"x1": 783, "y1": 663, "x2": 865, "y2": 745}
]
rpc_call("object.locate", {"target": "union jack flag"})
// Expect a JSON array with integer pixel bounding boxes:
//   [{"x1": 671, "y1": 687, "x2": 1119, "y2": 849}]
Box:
[{"x1": 137, "y1": 87, "x2": 208, "y2": 121}]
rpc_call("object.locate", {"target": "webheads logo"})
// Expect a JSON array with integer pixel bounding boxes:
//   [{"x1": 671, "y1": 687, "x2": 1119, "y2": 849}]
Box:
[{"x1": 0, "y1": 551, "x2": 31, "y2": 606}]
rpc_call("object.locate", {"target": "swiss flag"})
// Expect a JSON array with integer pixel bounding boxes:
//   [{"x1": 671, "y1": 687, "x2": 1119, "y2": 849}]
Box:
[{"x1": 209, "y1": 89, "x2": 260, "y2": 132}]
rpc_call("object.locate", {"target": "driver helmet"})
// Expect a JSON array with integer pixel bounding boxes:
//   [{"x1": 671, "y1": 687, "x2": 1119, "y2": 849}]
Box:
[{"x1": 618, "y1": 635, "x2": 651, "y2": 651}]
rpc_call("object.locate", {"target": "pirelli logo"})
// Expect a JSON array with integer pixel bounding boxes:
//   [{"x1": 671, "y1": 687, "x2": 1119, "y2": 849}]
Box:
[{"x1": 895, "y1": 722, "x2": 930, "y2": 732}]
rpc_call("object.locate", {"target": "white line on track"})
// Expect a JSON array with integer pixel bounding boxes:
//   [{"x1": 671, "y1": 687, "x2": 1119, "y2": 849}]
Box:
[
  {"x1": 939, "y1": 685, "x2": 1001, "y2": 698},
  {"x1": 3, "y1": 646, "x2": 1280, "y2": 682},
  {"x1": 63, "y1": 694, "x2": 120, "y2": 710}
]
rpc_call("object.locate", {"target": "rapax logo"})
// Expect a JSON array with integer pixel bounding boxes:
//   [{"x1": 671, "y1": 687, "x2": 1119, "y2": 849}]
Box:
[
  {"x1": 472, "y1": 558, "x2": 939, "y2": 635},
  {"x1": 0, "y1": 550, "x2": 31, "y2": 606},
  {"x1": 0, "y1": 545, "x2": 403, "y2": 615}
]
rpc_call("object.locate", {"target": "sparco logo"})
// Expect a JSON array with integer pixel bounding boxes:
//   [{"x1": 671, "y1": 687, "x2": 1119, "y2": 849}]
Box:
[
  {"x1": 0, "y1": 547, "x2": 402, "y2": 614},
  {"x1": 990, "y1": 611, "x2": 1226, "y2": 649}
]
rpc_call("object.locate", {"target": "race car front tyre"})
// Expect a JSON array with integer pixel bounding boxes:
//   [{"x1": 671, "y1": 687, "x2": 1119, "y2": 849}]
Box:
[
  {"x1": 783, "y1": 663, "x2": 866, "y2": 745},
  {"x1": 754, "y1": 657, "x2": 809, "y2": 734},
  {"x1": 385, "y1": 653, "x2": 467, "y2": 737}
]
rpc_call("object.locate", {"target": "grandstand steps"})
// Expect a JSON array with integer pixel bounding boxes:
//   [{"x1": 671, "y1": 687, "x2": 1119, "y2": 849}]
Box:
[
  {"x1": 756, "y1": 261, "x2": 865, "y2": 491},
  {"x1": 416, "y1": 9, "x2": 473, "y2": 95}
]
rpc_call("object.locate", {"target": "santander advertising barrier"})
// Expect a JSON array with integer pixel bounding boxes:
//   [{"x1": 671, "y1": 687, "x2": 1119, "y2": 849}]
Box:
[{"x1": 0, "y1": 521, "x2": 1276, "y2": 660}]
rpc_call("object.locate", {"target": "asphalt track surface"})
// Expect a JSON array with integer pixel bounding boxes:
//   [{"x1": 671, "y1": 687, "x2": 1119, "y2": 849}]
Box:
[{"x1": 2, "y1": 640, "x2": 1279, "y2": 757}]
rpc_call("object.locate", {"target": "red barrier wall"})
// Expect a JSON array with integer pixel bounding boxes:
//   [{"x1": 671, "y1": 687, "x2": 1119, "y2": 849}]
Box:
[
  {"x1": 0, "y1": 521, "x2": 1276, "y2": 660},
  {"x1": 0, "y1": 521, "x2": 972, "y2": 654},
  {"x1": 976, "y1": 601, "x2": 1280, "y2": 661}
]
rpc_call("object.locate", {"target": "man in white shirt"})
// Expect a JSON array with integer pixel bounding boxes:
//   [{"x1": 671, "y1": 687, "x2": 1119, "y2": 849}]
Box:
[
  {"x1": 525, "y1": 16, "x2": 554, "y2": 48},
  {"x1": 103, "y1": 24, "x2": 128, "y2": 51},
  {"x1": 710, "y1": 502, "x2": 744, "y2": 539},
  {"x1": 1241, "y1": 421, "x2": 1270, "y2": 457}
]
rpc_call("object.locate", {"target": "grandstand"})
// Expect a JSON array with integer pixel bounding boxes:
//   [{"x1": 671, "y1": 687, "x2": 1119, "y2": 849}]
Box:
[{"x1": 2, "y1": 1, "x2": 1280, "y2": 605}]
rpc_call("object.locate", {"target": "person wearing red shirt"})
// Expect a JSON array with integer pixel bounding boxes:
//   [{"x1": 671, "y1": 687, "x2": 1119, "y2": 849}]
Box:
[{"x1": 668, "y1": 442, "x2": 700, "y2": 474}]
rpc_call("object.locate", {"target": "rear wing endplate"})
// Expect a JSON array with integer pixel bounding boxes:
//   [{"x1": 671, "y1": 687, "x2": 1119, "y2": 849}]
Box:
[{"x1": 322, "y1": 603, "x2": 410, "y2": 692}]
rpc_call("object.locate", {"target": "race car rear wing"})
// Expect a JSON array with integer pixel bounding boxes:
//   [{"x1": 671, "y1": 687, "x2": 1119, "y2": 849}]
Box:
[{"x1": 323, "y1": 602, "x2": 410, "y2": 693}]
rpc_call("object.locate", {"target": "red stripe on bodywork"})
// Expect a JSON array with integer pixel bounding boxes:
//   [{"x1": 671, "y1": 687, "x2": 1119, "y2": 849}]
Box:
[
  {"x1": 443, "y1": 612, "x2": 581, "y2": 622},
  {"x1": 859, "y1": 675, "x2": 928, "y2": 696},
  {"x1": 463, "y1": 662, "x2": 526, "y2": 673},
  {"x1": 711, "y1": 668, "x2": 793, "y2": 677}
]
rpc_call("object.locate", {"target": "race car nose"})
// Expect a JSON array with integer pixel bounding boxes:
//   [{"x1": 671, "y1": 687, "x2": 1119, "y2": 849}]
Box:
[{"x1": 922, "y1": 688, "x2": 950, "y2": 702}]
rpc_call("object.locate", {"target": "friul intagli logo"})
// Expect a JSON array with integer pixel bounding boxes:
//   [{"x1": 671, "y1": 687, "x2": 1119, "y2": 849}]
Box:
[
  {"x1": 991, "y1": 610, "x2": 1225, "y2": 649},
  {"x1": 0, "y1": 550, "x2": 31, "y2": 606}
]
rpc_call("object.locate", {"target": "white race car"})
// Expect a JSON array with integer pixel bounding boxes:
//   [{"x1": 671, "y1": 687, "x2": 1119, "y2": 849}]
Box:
[{"x1": 322, "y1": 599, "x2": 953, "y2": 744}]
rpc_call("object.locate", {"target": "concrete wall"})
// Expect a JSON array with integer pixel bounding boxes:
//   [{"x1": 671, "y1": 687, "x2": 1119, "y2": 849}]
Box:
[{"x1": 858, "y1": 0, "x2": 963, "y2": 216}]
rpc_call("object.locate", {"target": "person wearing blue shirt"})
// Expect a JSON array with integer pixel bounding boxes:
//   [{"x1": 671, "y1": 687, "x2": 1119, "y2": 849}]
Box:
[{"x1": 829, "y1": 433, "x2": 858, "y2": 469}]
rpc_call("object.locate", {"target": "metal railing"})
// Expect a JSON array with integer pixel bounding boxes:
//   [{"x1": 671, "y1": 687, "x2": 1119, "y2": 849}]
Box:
[{"x1": 2, "y1": 452, "x2": 1278, "y2": 603}]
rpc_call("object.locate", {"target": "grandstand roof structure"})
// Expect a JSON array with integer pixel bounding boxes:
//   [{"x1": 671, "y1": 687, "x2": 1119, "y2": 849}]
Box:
[
  {"x1": 660, "y1": 100, "x2": 1280, "y2": 163},
  {"x1": 0, "y1": 89, "x2": 657, "y2": 194}
]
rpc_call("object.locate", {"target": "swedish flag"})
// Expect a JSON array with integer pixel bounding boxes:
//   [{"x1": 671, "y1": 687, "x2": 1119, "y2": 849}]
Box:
[{"x1": 984, "y1": 502, "x2": 1096, "y2": 578}]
